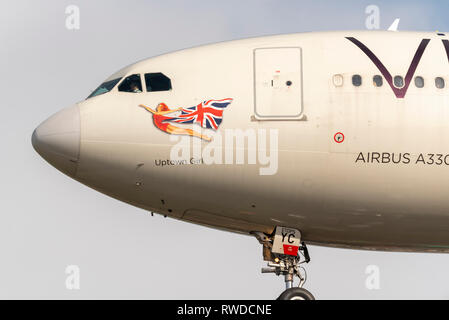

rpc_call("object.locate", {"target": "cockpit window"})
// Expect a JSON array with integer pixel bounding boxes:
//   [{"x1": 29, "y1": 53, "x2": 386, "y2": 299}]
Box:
[
  {"x1": 86, "y1": 77, "x2": 121, "y2": 99},
  {"x1": 145, "y1": 73, "x2": 172, "y2": 92},
  {"x1": 118, "y1": 74, "x2": 143, "y2": 93}
]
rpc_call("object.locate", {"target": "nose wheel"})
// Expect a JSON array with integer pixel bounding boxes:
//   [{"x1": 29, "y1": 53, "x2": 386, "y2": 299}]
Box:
[
  {"x1": 253, "y1": 227, "x2": 314, "y2": 300},
  {"x1": 277, "y1": 287, "x2": 315, "y2": 300}
]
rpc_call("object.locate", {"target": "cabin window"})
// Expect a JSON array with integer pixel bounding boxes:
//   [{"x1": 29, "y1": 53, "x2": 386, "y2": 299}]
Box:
[
  {"x1": 145, "y1": 73, "x2": 172, "y2": 92},
  {"x1": 435, "y1": 77, "x2": 445, "y2": 89},
  {"x1": 394, "y1": 76, "x2": 404, "y2": 88},
  {"x1": 415, "y1": 76, "x2": 424, "y2": 88},
  {"x1": 333, "y1": 74, "x2": 344, "y2": 87},
  {"x1": 87, "y1": 77, "x2": 121, "y2": 99},
  {"x1": 373, "y1": 75, "x2": 383, "y2": 87},
  {"x1": 118, "y1": 74, "x2": 142, "y2": 93},
  {"x1": 352, "y1": 75, "x2": 362, "y2": 87}
]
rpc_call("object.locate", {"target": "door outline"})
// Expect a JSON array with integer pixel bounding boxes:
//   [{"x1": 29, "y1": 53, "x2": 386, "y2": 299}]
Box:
[{"x1": 253, "y1": 47, "x2": 306, "y2": 120}]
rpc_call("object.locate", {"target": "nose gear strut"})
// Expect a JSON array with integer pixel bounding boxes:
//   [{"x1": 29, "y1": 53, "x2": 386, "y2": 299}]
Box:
[{"x1": 252, "y1": 227, "x2": 315, "y2": 300}]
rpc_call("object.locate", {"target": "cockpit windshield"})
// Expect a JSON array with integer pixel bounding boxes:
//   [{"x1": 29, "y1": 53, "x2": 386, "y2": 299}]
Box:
[{"x1": 86, "y1": 77, "x2": 122, "y2": 99}]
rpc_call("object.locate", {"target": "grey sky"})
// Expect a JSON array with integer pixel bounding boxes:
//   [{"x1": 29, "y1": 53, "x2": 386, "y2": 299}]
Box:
[{"x1": 1, "y1": 0, "x2": 449, "y2": 299}]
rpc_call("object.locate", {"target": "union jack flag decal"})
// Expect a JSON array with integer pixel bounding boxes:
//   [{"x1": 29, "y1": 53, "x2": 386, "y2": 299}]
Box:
[{"x1": 170, "y1": 98, "x2": 233, "y2": 130}]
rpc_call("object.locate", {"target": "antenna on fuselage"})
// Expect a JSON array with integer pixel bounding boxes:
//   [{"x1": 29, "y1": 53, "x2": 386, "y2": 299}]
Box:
[{"x1": 388, "y1": 18, "x2": 400, "y2": 31}]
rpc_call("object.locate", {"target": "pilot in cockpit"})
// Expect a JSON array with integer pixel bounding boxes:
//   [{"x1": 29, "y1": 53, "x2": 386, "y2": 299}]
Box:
[{"x1": 130, "y1": 82, "x2": 142, "y2": 93}]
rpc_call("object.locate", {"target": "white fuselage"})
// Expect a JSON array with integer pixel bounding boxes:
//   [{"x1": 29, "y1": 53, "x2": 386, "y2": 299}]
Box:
[{"x1": 33, "y1": 31, "x2": 449, "y2": 252}]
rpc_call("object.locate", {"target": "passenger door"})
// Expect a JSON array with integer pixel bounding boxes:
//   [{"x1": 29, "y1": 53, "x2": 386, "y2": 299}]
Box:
[{"x1": 253, "y1": 47, "x2": 304, "y2": 120}]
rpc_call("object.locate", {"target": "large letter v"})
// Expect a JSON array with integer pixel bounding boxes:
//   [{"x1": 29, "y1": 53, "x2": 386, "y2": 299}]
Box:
[
  {"x1": 346, "y1": 37, "x2": 430, "y2": 98},
  {"x1": 443, "y1": 40, "x2": 449, "y2": 63}
]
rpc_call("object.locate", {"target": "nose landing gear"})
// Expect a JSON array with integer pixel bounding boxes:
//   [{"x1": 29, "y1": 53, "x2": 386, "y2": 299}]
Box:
[{"x1": 253, "y1": 227, "x2": 314, "y2": 300}]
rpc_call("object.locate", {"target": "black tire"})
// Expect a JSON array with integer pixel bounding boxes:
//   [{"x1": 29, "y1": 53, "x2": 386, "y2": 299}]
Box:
[{"x1": 277, "y1": 287, "x2": 315, "y2": 300}]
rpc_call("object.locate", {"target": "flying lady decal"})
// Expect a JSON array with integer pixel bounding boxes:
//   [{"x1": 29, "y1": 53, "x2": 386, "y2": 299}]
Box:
[{"x1": 139, "y1": 98, "x2": 233, "y2": 141}]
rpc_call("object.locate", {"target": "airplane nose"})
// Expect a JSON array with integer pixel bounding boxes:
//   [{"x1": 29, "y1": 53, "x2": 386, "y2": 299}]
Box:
[{"x1": 32, "y1": 104, "x2": 80, "y2": 176}]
